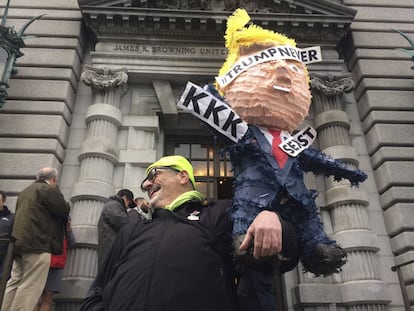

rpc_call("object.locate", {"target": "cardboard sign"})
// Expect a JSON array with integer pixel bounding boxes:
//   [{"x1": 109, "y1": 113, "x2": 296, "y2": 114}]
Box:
[
  {"x1": 216, "y1": 46, "x2": 322, "y2": 88},
  {"x1": 177, "y1": 82, "x2": 248, "y2": 143},
  {"x1": 279, "y1": 125, "x2": 317, "y2": 157}
]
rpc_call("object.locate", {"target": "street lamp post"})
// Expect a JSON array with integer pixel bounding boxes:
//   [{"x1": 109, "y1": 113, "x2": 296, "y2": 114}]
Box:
[
  {"x1": 0, "y1": 0, "x2": 44, "y2": 107},
  {"x1": 394, "y1": 29, "x2": 414, "y2": 71}
]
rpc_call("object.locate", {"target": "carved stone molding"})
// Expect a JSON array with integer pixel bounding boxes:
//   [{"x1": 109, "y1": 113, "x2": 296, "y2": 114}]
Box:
[
  {"x1": 81, "y1": 65, "x2": 128, "y2": 91},
  {"x1": 200, "y1": 0, "x2": 237, "y2": 11},
  {"x1": 80, "y1": 1, "x2": 356, "y2": 43},
  {"x1": 310, "y1": 73, "x2": 354, "y2": 96}
]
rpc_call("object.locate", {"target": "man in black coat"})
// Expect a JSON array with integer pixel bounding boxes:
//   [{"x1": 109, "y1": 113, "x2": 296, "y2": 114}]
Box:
[
  {"x1": 81, "y1": 156, "x2": 299, "y2": 311},
  {"x1": 2, "y1": 167, "x2": 70, "y2": 311},
  {"x1": 97, "y1": 188, "x2": 135, "y2": 269}
]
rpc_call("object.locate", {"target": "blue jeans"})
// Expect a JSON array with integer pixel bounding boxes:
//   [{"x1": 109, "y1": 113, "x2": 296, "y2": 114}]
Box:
[{"x1": 237, "y1": 264, "x2": 276, "y2": 311}]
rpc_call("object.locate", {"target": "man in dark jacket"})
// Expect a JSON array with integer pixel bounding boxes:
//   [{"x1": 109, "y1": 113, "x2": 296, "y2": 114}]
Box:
[
  {"x1": 0, "y1": 190, "x2": 14, "y2": 279},
  {"x1": 1, "y1": 167, "x2": 70, "y2": 311},
  {"x1": 80, "y1": 156, "x2": 299, "y2": 311},
  {"x1": 97, "y1": 188, "x2": 135, "y2": 269}
]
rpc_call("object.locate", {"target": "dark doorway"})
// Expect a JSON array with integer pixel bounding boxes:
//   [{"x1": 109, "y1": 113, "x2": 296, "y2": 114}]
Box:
[{"x1": 217, "y1": 177, "x2": 234, "y2": 200}]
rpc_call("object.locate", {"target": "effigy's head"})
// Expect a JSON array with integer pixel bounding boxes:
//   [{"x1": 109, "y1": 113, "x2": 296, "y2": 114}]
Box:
[{"x1": 216, "y1": 9, "x2": 312, "y2": 132}]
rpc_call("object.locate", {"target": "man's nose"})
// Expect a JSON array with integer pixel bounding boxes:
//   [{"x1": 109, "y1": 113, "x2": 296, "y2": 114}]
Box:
[{"x1": 142, "y1": 179, "x2": 152, "y2": 191}]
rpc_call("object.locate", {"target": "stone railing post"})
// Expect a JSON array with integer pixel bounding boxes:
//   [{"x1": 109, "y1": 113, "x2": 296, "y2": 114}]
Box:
[
  {"x1": 297, "y1": 73, "x2": 390, "y2": 310},
  {"x1": 60, "y1": 66, "x2": 128, "y2": 305}
]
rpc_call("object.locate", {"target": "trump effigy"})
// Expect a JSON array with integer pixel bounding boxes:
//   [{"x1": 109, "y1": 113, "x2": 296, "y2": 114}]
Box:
[{"x1": 178, "y1": 8, "x2": 367, "y2": 276}]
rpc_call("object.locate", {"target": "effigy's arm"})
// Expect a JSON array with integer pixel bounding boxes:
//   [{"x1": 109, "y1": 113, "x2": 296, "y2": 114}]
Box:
[{"x1": 298, "y1": 148, "x2": 367, "y2": 186}]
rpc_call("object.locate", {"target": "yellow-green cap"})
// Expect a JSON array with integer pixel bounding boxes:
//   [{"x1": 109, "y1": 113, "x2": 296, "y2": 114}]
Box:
[{"x1": 145, "y1": 155, "x2": 196, "y2": 188}]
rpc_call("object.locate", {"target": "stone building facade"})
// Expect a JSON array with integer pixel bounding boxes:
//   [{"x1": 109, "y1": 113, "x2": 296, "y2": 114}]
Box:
[{"x1": 0, "y1": 0, "x2": 413, "y2": 310}]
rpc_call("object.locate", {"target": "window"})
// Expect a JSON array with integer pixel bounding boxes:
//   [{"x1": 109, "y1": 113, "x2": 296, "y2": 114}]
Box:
[{"x1": 166, "y1": 139, "x2": 233, "y2": 200}]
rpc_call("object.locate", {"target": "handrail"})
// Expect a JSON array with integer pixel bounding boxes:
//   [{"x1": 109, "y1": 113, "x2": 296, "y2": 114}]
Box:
[
  {"x1": 391, "y1": 258, "x2": 414, "y2": 271},
  {"x1": 391, "y1": 259, "x2": 414, "y2": 311}
]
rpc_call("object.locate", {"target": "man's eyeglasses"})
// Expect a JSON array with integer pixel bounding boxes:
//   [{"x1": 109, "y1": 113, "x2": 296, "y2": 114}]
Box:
[{"x1": 140, "y1": 167, "x2": 180, "y2": 192}]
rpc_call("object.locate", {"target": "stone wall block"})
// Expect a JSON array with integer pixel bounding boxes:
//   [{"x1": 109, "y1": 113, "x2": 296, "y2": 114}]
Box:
[
  {"x1": 353, "y1": 7, "x2": 414, "y2": 22},
  {"x1": 347, "y1": 31, "x2": 414, "y2": 50},
  {"x1": 7, "y1": 0, "x2": 80, "y2": 8},
  {"x1": 25, "y1": 37, "x2": 83, "y2": 58},
  {"x1": 0, "y1": 138, "x2": 65, "y2": 162},
  {"x1": 13, "y1": 67, "x2": 79, "y2": 91},
  {"x1": 408, "y1": 284, "x2": 414, "y2": 304},
  {"x1": 348, "y1": 48, "x2": 414, "y2": 71},
  {"x1": 354, "y1": 78, "x2": 414, "y2": 101},
  {"x1": 8, "y1": 79, "x2": 76, "y2": 112},
  {"x1": 2, "y1": 7, "x2": 82, "y2": 20},
  {"x1": 374, "y1": 161, "x2": 414, "y2": 193},
  {"x1": 0, "y1": 114, "x2": 69, "y2": 147},
  {"x1": 371, "y1": 147, "x2": 414, "y2": 170},
  {"x1": 395, "y1": 251, "x2": 414, "y2": 268},
  {"x1": 365, "y1": 124, "x2": 414, "y2": 155},
  {"x1": 1, "y1": 100, "x2": 72, "y2": 125},
  {"x1": 344, "y1": 0, "x2": 414, "y2": 6},
  {"x1": 353, "y1": 59, "x2": 413, "y2": 88},
  {"x1": 383, "y1": 203, "x2": 414, "y2": 236},
  {"x1": 358, "y1": 90, "x2": 414, "y2": 120},
  {"x1": 0, "y1": 180, "x2": 34, "y2": 197},
  {"x1": 390, "y1": 232, "x2": 414, "y2": 256},
  {"x1": 0, "y1": 154, "x2": 61, "y2": 178},
  {"x1": 362, "y1": 111, "x2": 414, "y2": 134},
  {"x1": 6, "y1": 19, "x2": 82, "y2": 37},
  {"x1": 380, "y1": 186, "x2": 414, "y2": 210}
]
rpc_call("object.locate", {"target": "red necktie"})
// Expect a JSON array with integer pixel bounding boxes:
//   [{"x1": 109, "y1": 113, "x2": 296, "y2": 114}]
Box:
[{"x1": 268, "y1": 129, "x2": 288, "y2": 168}]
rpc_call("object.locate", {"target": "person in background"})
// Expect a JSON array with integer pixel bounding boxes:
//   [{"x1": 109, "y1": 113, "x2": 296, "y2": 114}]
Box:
[
  {"x1": 128, "y1": 197, "x2": 150, "y2": 221},
  {"x1": 34, "y1": 216, "x2": 75, "y2": 311},
  {"x1": 134, "y1": 197, "x2": 149, "y2": 213},
  {"x1": 2, "y1": 167, "x2": 70, "y2": 311},
  {"x1": 97, "y1": 188, "x2": 135, "y2": 269},
  {"x1": 0, "y1": 190, "x2": 14, "y2": 279},
  {"x1": 80, "y1": 155, "x2": 299, "y2": 311}
]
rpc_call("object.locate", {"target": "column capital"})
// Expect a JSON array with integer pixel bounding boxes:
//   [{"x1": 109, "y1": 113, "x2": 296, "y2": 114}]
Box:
[
  {"x1": 310, "y1": 73, "x2": 354, "y2": 96},
  {"x1": 81, "y1": 65, "x2": 128, "y2": 91}
]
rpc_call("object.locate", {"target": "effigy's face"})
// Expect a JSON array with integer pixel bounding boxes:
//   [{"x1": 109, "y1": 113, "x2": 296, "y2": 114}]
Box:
[{"x1": 223, "y1": 58, "x2": 312, "y2": 132}]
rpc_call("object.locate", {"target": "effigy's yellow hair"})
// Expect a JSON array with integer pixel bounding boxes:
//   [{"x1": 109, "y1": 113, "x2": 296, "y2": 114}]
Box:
[{"x1": 218, "y1": 9, "x2": 300, "y2": 83}]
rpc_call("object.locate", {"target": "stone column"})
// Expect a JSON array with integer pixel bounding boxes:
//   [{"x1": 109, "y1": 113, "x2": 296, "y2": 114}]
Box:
[
  {"x1": 296, "y1": 73, "x2": 389, "y2": 310},
  {"x1": 58, "y1": 66, "x2": 128, "y2": 308}
]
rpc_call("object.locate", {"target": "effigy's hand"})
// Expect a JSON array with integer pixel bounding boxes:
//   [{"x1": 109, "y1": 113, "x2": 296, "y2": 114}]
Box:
[{"x1": 239, "y1": 210, "x2": 282, "y2": 258}]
